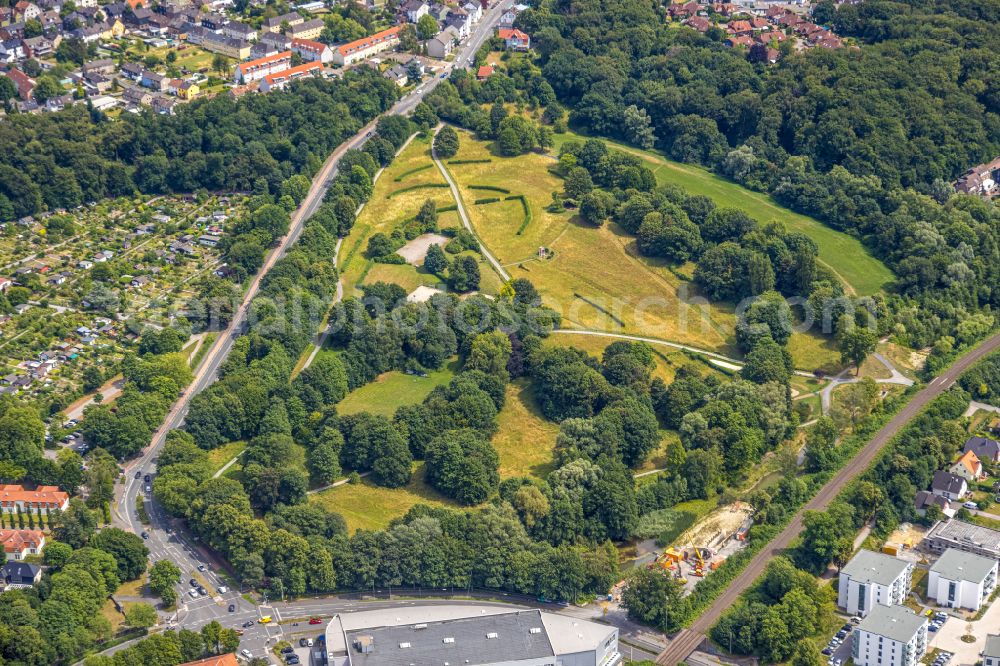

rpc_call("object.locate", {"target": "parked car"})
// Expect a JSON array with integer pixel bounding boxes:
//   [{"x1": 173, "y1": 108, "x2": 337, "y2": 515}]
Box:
[
  {"x1": 285, "y1": 657, "x2": 299, "y2": 665},
  {"x1": 228, "y1": 604, "x2": 235, "y2": 612},
  {"x1": 189, "y1": 590, "x2": 200, "y2": 598},
  {"x1": 280, "y1": 647, "x2": 294, "y2": 655},
  {"x1": 241, "y1": 649, "x2": 252, "y2": 659},
  {"x1": 964, "y1": 501, "x2": 979, "y2": 509},
  {"x1": 299, "y1": 638, "x2": 308, "y2": 647},
  {"x1": 190, "y1": 579, "x2": 198, "y2": 586},
  {"x1": 305, "y1": 638, "x2": 313, "y2": 647},
  {"x1": 144, "y1": 474, "x2": 151, "y2": 482},
  {"x1": 197, "y1": 586, "x2": 207, "y2": 595},
  {"x1": 308, "y1": 617, "x2": 322, "y2": 625}
]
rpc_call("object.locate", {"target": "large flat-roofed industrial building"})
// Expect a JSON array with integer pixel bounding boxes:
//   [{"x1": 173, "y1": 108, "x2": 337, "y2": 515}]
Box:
[{"x1": 324, "y1": 605, "x2": 621, "y2": 666}]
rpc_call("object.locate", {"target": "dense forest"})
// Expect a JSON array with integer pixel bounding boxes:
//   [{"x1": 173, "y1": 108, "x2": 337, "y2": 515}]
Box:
[{"x1": 0, "y1": 67, "x2": 398, "y2": 218}]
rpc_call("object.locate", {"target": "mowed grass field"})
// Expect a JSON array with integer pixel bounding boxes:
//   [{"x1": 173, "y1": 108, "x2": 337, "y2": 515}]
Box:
[
  {"x1": 206, "y1": 440, "x2": 246, "y2": 475},
  {"x1": 493, "y1": 380, "x2": 559, "y2": 479},
  {"x1": 445, "y1": 130, "x2": 739, "y2": 357},
  {"x1": 336, "y1": 357, "x2": 460, "y2": 417},
  {"x1": 310, "y1": 462, "x2": 461, "y2": 533},
  {"x1": 338, "y1": 135, "x2": 455, "y2": 297},
  {"x1": 552, "y1": 131, "x2": 894, "y2": 296}
]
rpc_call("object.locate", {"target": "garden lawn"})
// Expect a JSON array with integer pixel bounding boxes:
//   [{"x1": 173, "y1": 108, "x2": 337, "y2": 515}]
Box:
[
  {"x1": 309, "y1": 462, "x2": 461, "y2": 533},
  {"x1": 552, "y1": 131, "x2": 894, "y2": 296},
  {"x1": 364, "y1": 263, "x2": 445, "y2": 294},
  {"x1": 492, "y1": 379, "x2": 559, "y2": 479},
  {"x1": 336, "y1": 358, "x2": 460, "y2": 417},
  {"x1": 338, "y1": 136, "x2": 454, "y2": 297}
]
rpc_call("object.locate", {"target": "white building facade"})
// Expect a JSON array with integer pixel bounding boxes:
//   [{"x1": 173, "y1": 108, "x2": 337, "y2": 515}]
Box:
[
  {"x1": 927, "y1": 548, "x2": 998, "y2": 612},
  {"x1": 838, "y1": 549, "x2": 914, "y2": 618},
  {"x1": 853, "y1": 606, "x2": 927, "y2": 666}
]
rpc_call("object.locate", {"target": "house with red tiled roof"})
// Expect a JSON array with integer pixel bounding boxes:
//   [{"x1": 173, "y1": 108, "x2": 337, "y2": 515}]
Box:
[
  {"x1": 667, "y1": 1, "x2": 700, "y2": 18},
  {"x1": 727, "y1": 19, "x2": 752, "y2": 35},
  {"x1": 725, "y1": 35, "x2": 754, "y2": 48},
  {"x1": 3, "y1": 67, "x2": 34, "y2": 100},
  {"x1": 331, "y1": 25, "x2": 401, "y2": 66},
  {"x1": 497, "y1": 27, "x2": 529, "y2": 51},
  {"x1": 0, "y1": 530, "x2": 44, "y2": 561},
  {"x1": 13, "y1": 1, "x2": 40, "y2": 21},
  {"x1": 684, "y1": 16, "x2": 711, "y2": 32},
  {"x1": 233, "y1": 50, "x2": 291, "y2": 84},
  {"x1": 476, "y1": 64, "x2": 494, "y2": 80},
  {"x1": 259, "y1": 60, "x2": 321, "y2": 92},
  {"x1": 950, "y1": 450, "x2": 983, "y2": 482},
  {"x1": 0, "y1": 485, "x2": 69, "y2": 514},
  {"x1": 290, "y1": 37, "x2": 333, "y2": 64}
]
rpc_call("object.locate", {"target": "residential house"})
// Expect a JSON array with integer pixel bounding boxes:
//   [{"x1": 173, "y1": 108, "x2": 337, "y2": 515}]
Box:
[
  {"x1": 383, "y1": 63, "x2": 407, "y2": 86},
  {"x1": 0, "y1": 40, "x2": 25, "y2": 63},
  {"x1": 725, "y1": 34, "x2": 754, "y2": 48},
  {"x1": 120, "y1": 61, "x2": 143, "y2": 81},
  {"x1": 852, "y1": 605, "x2": 927, "y2": 666},
  {"x1": 222, "y1": 20, "x2": 255, "y2": 41},
  {"x1": 13, "y1": 1, "x2": 41, "y2": 21},
  {"x1": 140, "y1": 69, "x2": 168, "y2": 91},
  {"x1": 258, "y1": 59, "x2": 320, "y2": 92},
  {"x1": 930, "y1": 470, "x2": 967, "y2": 501},
  {"x1": 838, "y1": 549, "x2": 913, "y2": 618},
  {"x1": 497, "y1": 27, "x2": 529, "y2": 51},
  {"x1": 425, "y1": 26, "x2": 458, "y2": 59},
  {"x1": 130, "y1": 275, "x2": 151, "y2": 288},
  {"x1": 925, "y1": 520, "x2": 1000, "y2": 560},
  {"x1": 965, "y1": 436, "x2": 1000, "y2": 465},
  {"x1": 233, "y1": 50, "x2": 291, "y2": 84},
  {"x1": 332, "y1": 25, "x2": 401, "y2": 66},
  {"x1": 402, "y1": 0, "x2": 428, "y2": 22},
  {"x1": 425, "y1": 2, "x2": 449, "y2": 21},
  {"x1": 21, "y1": 35, "x2": 54, "y2": 57},
  {"x1": 122, "y1": 85, "x2": 152, "y2": 107},
  {"x1": 444, "y1": 9, "x2": 471, "y2": 38},
  {"x1": 177, "y1": 79, "x2": 198, "y2": 99},
  {"x1": 201, "y1": 32, "x2": 249, "y2": 59},
  {"x1": 285, "y1": 18, "x2": 322, "y2": 40},
  {"x1": 462, "y1": 1, "x2": 482, "y2": 23},
  {"x1": 914, "y1": 491, "x2": 954, "y2": 519},
  {"x1": 0, "y1": 485, "x2": 70, "y2": 514},
  {"x1": 684, "y1": 16, "x2": 711, "y2": 32},
  {"x1": 0, "y1": 529, "x2": 44, "y2": 561},
  {"x1": 3, "y1": 67, "x2": 33, "y2": 100},
  {"x1": 476, "y1": 64, "x2": 493, "y2": 80},
  {"x1": 262, "y1": 11, "x2": 301, "y2": 32},
  {"x1": 0, "y1": 562, "x2": 40, "y2": 589},
  {"x1": 949, "y1": 450, "x2": 983, "y2": 482},
  {"x1": 290, "y1": 37, "x2": 332, "y2": 63},
  {"x1": 927, "y1": 548, "x2": 997, "y2": 612},
  {"x1": 0, "y1": 278, "x2": 9, "y2": 292},
  {"x1": 954, "y1": 158, "x2": 1000, "y2": 198},
  {"x1": 83, "y1": 58, "x2": 116, "y2": 75}
]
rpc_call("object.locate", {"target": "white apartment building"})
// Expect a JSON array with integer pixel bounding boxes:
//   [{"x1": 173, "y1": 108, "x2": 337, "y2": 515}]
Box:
[
  {"x1": 838, "y1": 549, "x2": 914, "y2": 617},
  {"x1": 984, "y1": 635, "x2": 1000, "y2": 666},
  {"x1": 853, "y1": 605, "x2": 927, "y2": 666},
  {"x1": 927, "y1": 547, "x2": 998, "y2": 612}
]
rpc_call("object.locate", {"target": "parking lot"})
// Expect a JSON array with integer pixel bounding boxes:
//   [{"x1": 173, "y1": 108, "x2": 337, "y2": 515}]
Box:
[{"x1": 821, "y1": 617, "x2": 857, "y2": 666}]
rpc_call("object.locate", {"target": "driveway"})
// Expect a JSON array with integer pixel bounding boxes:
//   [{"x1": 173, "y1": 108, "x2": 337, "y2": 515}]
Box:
[{"x1": 930, "y1": 603, "x2": 996, "y2": 665}]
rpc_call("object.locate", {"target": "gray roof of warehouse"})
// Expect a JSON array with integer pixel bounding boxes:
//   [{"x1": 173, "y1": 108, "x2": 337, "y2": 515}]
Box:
[{"x1": 344, "y1": 609, "x2": 555, "y2": 666}]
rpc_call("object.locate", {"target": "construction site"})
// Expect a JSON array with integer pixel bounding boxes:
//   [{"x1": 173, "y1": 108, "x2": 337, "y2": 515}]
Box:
[{"x1": 648, "y1": 502, "x2": 755, "y2": 595}]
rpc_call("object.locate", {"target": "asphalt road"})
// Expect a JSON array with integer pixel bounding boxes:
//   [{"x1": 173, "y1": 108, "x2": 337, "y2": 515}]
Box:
[
  {"x1": 656, "y1": 330, "x2": 1000, "y2": 665},
  {"x1": 107, "y1": 3, "x2": 516, "y2": 660}
]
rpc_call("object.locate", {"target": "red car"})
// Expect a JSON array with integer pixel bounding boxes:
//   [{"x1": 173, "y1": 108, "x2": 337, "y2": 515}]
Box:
[{"x1": 308, "y1": 617, "x2": 322, "y2": 625}]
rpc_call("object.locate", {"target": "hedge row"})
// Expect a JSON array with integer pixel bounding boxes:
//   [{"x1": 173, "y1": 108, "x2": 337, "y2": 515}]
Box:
[
  {"x1": 474, "y1": 197, "x2": 501, "y2": 205},
  {"x1": 394, "y1": 164, "x2": 434, "y2": 182},
  {"x1": 387, "y1": 182, "x2": 450, "y2": 198},
  {"x1": 448, "y1": 158, "x2": 492, "y2": 165},
  {"x1": 469, "y1": 184, "x2": 511, "y2": 194},
  {"x1": 507, "y1": 194, "x2": 532, "y2": 235}
]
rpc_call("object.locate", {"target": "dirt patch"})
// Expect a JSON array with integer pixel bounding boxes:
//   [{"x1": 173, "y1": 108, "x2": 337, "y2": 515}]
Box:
[
  {"x1": 396, "y1": 233, "x2": 449, "y2": 265},
  {"x1": 677, "y1": 501, "x2": 753, "y2": 552}
]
